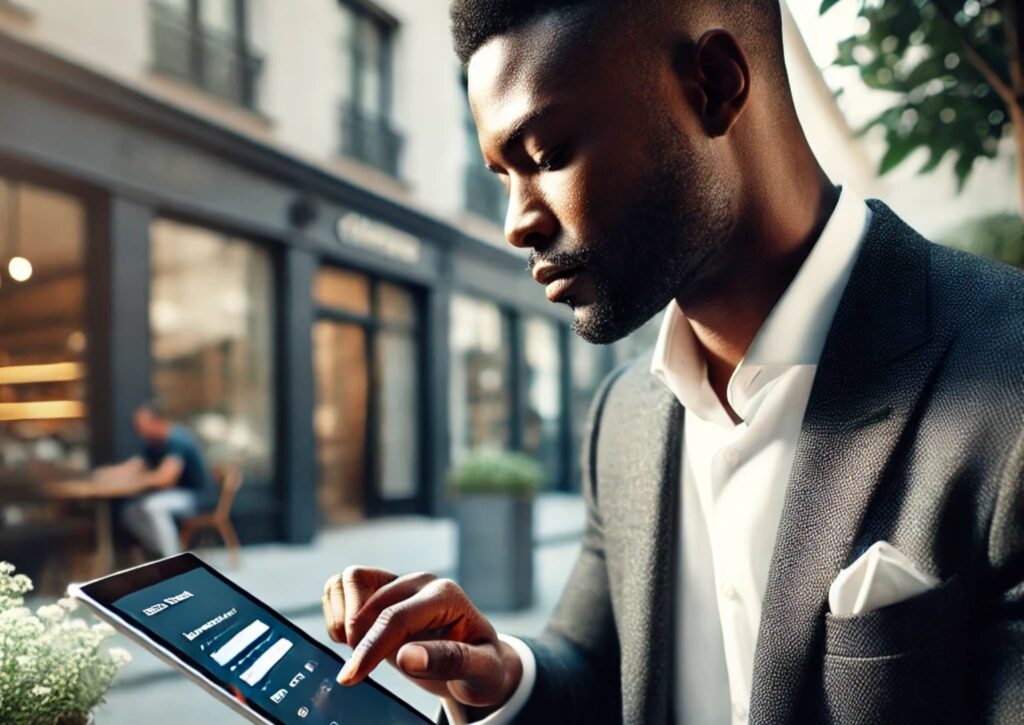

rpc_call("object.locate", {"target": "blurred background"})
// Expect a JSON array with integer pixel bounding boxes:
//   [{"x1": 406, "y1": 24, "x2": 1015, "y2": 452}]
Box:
[{"x1": 0, "y1": 0, "x2": 1019, "y2": 721}]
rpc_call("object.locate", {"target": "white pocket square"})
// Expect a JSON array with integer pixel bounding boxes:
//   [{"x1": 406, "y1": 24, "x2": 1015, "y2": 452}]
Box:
[{"x1": 828, "y1": 541, "x2": 938, "y2": 617}]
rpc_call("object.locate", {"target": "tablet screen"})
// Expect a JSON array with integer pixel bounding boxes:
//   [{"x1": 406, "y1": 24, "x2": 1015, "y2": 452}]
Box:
[{"x1": 84, "y1": 556, "x2": 429, "y2": 724}]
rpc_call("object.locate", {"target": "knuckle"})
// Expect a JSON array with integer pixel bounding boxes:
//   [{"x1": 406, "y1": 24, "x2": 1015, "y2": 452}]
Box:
[
  {"x1": 377, "y1": 605, "x2": 403, "y2": 629},
  {"x1": 323, "y1": 574, "x2": 342, "y2": 596},
  {"x1": 432, "y1": 577, "x2": 462, "y2": 600},
  {"x1": 341, "y1": 566, "x2": 365, "y2": 587}
]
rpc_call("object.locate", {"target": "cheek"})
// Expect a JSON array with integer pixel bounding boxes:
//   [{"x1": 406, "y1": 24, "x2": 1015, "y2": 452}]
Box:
[{"x1": 540, "y1": 145, "x2": 645, "y2": 243}]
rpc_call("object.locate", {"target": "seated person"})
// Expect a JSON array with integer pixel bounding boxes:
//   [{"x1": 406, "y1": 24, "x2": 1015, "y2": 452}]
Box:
[{"x1": 111, "y1": 402, "x2": 213, "y2": 558}]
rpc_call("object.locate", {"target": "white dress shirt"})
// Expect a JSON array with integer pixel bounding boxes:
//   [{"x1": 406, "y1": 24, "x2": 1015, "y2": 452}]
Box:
[{"x1": 442, "y1": 186, "x2": 871, "y2": 725}]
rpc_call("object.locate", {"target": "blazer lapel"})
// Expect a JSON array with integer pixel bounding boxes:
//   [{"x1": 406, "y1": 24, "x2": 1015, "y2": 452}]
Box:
[
  {"x1": 748, "y1": 200, "x2": 952, "y2": 724},
  {"x1": 598, "y1": 360, "x2": 682, "y2": 725}
]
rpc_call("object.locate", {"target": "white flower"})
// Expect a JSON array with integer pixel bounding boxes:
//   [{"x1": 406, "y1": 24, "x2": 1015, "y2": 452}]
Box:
[
  {"x1": 107, "y1": 647, "x2": 133, "y2": 667},
  {"x1": 0, "y1": 563, "x2": 127, "y2": 718},
  {"x1": 36, "y1": 604, "x2": 66, "y2": 624},
  {"x1": 57, "y1": 596, "x2": 79, "y2": 612},
  {"x1": 91, "y1": 622, "x2": 116, "y2": 638}
]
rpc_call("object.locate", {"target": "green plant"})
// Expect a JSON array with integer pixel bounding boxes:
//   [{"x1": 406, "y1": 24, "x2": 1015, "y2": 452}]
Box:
[
  {"x1": 938, "y1": 212, "x2": 1024, "y2": 267},
  {"x1": 0, "y1": 562, "x2": 131, "y2": 725},
  {"x1": 821, "y1": 0, "x2": 1021, "y2": 209},
  {"x1": 448, "y1": 449, "x2": 547, "y2": 495}
]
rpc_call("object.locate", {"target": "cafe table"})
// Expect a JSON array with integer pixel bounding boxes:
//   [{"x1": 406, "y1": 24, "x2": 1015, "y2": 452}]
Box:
[{"x1": 43, "y1": 478, "x2": 143, "y2": 578}]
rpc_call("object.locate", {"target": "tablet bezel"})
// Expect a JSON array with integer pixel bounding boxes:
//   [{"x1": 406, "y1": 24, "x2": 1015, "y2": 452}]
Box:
[{"x1": 71, "y1": 553, "x2": 431, "y2": 724}]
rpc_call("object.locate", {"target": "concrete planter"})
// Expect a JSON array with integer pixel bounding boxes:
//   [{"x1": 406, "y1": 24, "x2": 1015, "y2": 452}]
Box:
[{"x1": 455, "y1": 493, "x2": 534, "y2": 611}]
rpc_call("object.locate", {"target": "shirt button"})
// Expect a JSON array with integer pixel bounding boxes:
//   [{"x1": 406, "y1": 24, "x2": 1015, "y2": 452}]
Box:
[
  {"x1": 733, "y1": 702, "x2": 748, "y2": 721},
  {"x1": 720, "y1": 583, "x2": 739, "y2": 601},
  {"x1": 722, "y1": 448, "x2": 740, "y2": 467}
]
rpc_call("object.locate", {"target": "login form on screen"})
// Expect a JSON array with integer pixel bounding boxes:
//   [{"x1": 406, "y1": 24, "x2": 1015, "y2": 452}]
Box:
[{"x1": 112, "y1": 567, "x2": 425, "y2": 724}]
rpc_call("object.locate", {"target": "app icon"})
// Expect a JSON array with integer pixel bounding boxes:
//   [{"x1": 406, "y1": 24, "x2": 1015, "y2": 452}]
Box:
[
  {"x1": 290, "y1": 673, "x2": 305, "y2": 687},
  {"x1": 270, "y1": 689, "x2": 288, "y2": 704},
  {"x1": 304, "y1": 661, "x2": 317, "y2": 673},
  {"x1": 297, "y1": 706, "x2": 309, "y2": 718}
]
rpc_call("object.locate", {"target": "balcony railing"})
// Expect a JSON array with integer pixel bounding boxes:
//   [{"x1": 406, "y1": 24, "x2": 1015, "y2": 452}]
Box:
[
  {"x1": 464, "y1": 164, "x2": 508, "y2": 226},
  {"x1": 340, "y1": 101, "x2": 404, "y2": 177},
  {"x1": 150, "y1": 1, "x2": 263, "y2": 110}
]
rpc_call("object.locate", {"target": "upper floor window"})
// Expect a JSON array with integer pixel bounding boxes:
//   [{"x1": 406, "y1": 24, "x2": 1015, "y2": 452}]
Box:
[
  {"x1": 462, "y1": 71, "x2": 508, "y2": 226},
  {"x1": 338, "y1": 1, "x2": 403, "y2": 177},
  {"x1": 150, "y1": 0, "x2": 263, "y2": 110}
]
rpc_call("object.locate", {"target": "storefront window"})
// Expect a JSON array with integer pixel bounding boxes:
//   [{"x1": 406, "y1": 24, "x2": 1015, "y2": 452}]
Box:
[
  {"x1": 449, "y1": 295, "x2": 511, "y2": 464},
  {"x1": 523, "y1": 317, "x2": 564, "y2": 489},
  {"x1": 0, "y1": 178, "x2": 89, "y2": 474},
  {"x1": 150, "y1": 219, "x2": 275, "y2": 488}
]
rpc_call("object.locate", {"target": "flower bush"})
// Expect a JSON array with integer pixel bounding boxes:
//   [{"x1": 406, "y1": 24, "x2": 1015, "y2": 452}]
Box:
[{"x1": 0, "y1": 562, "x2": 131, "y2": 725}]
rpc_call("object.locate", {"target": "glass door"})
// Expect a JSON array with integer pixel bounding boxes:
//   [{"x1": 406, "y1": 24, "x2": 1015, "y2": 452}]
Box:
[
  {"x1": 312, "y1": 267, "x2": 423, "y2": 524},
  {"x1": 313, "y1": 320, "x2": 369, "y2": 524}
]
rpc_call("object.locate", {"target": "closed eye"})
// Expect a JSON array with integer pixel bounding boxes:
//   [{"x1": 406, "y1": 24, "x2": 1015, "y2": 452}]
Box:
[{"x1": 537, "y1": 142, "x2": 570, "y2": 172}]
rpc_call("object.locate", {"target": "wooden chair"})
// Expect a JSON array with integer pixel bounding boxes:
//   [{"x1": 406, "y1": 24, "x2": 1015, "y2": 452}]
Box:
[{"x1": 178, "y1": 464, "x2": 243, "y2": 567}]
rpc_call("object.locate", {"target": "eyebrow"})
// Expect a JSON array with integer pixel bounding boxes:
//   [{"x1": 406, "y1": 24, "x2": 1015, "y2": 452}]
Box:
[{"x1": 486, "y1": 103, "x2": 565, "y2": 171}]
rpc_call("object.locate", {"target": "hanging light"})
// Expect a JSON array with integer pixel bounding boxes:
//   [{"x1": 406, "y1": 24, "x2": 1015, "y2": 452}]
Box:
[
  {"x1": 8, "y1": 256, "x2": 31, "y2": 282},
  {"x1": 4, "y1": 181, "x2": 30, "y2": 283}
]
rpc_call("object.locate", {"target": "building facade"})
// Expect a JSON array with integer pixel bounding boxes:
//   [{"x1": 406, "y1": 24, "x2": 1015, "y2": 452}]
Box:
[
  {"x1": 0, "y1": 0, "x2": 628, "y2": 544},
  {"x1": 0, "y1": 0, "x2": 879, "y2": 544}
]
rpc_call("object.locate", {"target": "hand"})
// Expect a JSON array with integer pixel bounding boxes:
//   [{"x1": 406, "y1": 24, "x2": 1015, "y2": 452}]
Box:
[{"x1": 322, "y1": 567, "x2": 523, "y2": 710}]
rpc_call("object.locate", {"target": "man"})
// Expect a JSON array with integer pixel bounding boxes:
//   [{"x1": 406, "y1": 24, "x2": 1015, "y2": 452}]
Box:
[
  {"x1": 322, "y1": 1, "x2": 1024, "y2": 722},
  {"x1": 116, "y1": 403, "x2": 213, "y2": 559}
]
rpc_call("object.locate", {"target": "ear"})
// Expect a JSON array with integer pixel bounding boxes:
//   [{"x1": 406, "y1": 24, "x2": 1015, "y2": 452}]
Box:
[{"x1": 690, "y1": 29, "x2": 751, "y2": 138}]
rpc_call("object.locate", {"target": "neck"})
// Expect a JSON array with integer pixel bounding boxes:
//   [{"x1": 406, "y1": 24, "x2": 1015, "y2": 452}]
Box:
[{"x1": 678, "y1": 156, "x2": 839, "y2": 418}]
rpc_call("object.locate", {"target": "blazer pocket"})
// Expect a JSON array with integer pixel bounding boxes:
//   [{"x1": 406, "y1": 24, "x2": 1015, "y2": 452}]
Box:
[
  {"x1": 824, "y1": 575, "x2": 967, "y2": 659},
  {"x1": 820, "y1": 577, "x2": 971, "y2": 724}
]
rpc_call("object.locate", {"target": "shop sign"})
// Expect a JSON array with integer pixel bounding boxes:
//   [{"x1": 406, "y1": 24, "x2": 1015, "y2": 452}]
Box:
[{"x1": 335, "y1": 212, "x2": 422, "y2": 265}]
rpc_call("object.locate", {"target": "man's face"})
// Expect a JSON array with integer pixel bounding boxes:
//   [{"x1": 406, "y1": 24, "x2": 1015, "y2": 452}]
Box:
[
  {"x1": 468, "y1": 10, "x2": 737, "y2": 344},
  {"x1": 134, "y1": 408, "x2": 164, "y2": 442}
]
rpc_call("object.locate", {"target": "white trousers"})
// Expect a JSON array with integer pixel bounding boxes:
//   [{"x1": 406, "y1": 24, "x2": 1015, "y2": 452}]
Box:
[{"x1": 121, "y1": 489, "x2": 197, "y2": 558}]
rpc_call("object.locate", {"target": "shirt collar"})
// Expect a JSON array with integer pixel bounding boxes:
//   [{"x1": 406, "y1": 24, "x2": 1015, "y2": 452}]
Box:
[{"x1": 650, "y1": 185, "x2": 872, "y2": 427}]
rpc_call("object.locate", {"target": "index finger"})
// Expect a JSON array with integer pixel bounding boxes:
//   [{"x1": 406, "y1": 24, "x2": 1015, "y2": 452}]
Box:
[{"x1": 338, "y1": 579, "x2": 467, "y2": 685}]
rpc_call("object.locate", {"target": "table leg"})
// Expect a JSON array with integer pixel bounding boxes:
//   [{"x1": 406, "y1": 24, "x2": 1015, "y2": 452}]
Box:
[{"x1": 94, "y1": 499, "x2": 114, "y2": 577}]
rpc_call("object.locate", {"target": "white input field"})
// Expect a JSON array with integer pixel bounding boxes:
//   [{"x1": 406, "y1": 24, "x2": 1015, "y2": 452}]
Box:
[
  {"x1": 239, "y1": 638, "x2": 293, "y2": 686},
  {"x1": 211, "y1": 620, "x2": 270, "y2": 667}
]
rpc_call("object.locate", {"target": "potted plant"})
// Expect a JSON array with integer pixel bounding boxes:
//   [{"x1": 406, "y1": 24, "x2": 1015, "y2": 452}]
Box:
[
  {"x1": 0, "y1": 561, "x2": 132, "y2": 724},
  {"x1": 449, "y1": 449, "x2": 546, "y2": 611}
]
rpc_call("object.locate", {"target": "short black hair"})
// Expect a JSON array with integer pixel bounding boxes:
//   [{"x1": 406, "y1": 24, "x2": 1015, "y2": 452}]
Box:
[
  {"x1": 137, "y1": 399, "x2": 168, "y2": 419},
  {"x1": 450, "y1": 0, "x2": 606, "y2": 66},
  {"x1": 449, "y1": 0, "x2": 786, "y2": 86}
]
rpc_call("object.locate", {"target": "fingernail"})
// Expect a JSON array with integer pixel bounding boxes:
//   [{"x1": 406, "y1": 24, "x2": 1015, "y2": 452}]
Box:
[
  {"x1": 337, "y1": 662, "x2": 353, "y2": 685},
  {"x1": 403, "y1": 644, "x2": 429, "y2": 673}
]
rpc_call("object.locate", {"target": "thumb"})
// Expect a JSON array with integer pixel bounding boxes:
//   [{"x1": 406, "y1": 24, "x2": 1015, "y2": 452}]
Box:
[{"x1": 396, "y1": 640, "x2": 503, "y2": 688}]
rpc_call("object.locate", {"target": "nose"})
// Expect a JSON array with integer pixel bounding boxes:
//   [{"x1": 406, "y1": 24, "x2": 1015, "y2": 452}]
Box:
[{"x1": 504, "y1": 177, "x2": 558, "y2": 250}]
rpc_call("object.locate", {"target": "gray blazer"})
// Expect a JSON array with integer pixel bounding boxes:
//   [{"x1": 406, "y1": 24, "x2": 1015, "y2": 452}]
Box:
[{"x1": 510, "y1": 199, "x2": 1024, "y2": 724}]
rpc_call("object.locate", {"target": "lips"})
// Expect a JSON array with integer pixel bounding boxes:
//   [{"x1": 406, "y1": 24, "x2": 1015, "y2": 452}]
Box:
[{"x1": 544, "y1": 272, "x2": 582, "y2": 303}]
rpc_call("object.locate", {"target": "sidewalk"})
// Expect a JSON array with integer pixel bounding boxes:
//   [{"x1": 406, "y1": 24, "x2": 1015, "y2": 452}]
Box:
[{"x1": 94, "y1": 493, "x2": 584, "y2": 723}]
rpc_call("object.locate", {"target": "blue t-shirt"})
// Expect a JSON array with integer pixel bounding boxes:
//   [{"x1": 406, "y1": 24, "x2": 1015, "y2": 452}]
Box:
[{"x1": 143, "y1": 425, "x2": 213, "y2": 502}]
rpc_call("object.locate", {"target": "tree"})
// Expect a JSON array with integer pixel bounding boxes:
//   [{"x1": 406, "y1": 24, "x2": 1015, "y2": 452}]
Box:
[
  {"x1": 820, "y1": 0, "x2": 1022, "y2": 212},
  {"x1": 938, "y1": 212, "x2": 1024, "y2": 266}
]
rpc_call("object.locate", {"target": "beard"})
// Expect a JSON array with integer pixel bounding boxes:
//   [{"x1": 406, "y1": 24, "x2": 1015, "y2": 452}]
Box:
[{"x1": 563, "y1": 113, "x2": 735, "y2": 345}]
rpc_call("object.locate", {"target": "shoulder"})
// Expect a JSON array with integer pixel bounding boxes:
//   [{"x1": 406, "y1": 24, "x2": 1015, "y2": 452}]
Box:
[{"x1": 927, "y1": 242, "x2": 1024, "y2": 366}]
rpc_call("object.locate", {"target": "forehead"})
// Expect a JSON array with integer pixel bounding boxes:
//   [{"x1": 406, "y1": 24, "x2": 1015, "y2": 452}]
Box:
[{"x1": 466, "y1": 9, "x2": 637, "y2": 137}]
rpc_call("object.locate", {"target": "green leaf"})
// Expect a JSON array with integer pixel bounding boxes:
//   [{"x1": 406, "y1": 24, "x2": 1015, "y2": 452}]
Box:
[
  {"x1": 878, "y1": 137, "x2": 918, "y2": 175},
  {"x1": 918, "y1": 144, "x2": 951, "y2": 174},
  {"x1": 953, "y1": 152, "x2": 976, "y2": 193},
  {"x1": 820, "y1": 0, "x2": 843, "y2": 15}
]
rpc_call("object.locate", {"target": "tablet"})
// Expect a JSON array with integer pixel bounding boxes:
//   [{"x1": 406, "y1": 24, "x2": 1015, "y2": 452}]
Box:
[{"x1": 70, "y1": 553, "x2": 431, "y2": 724}]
